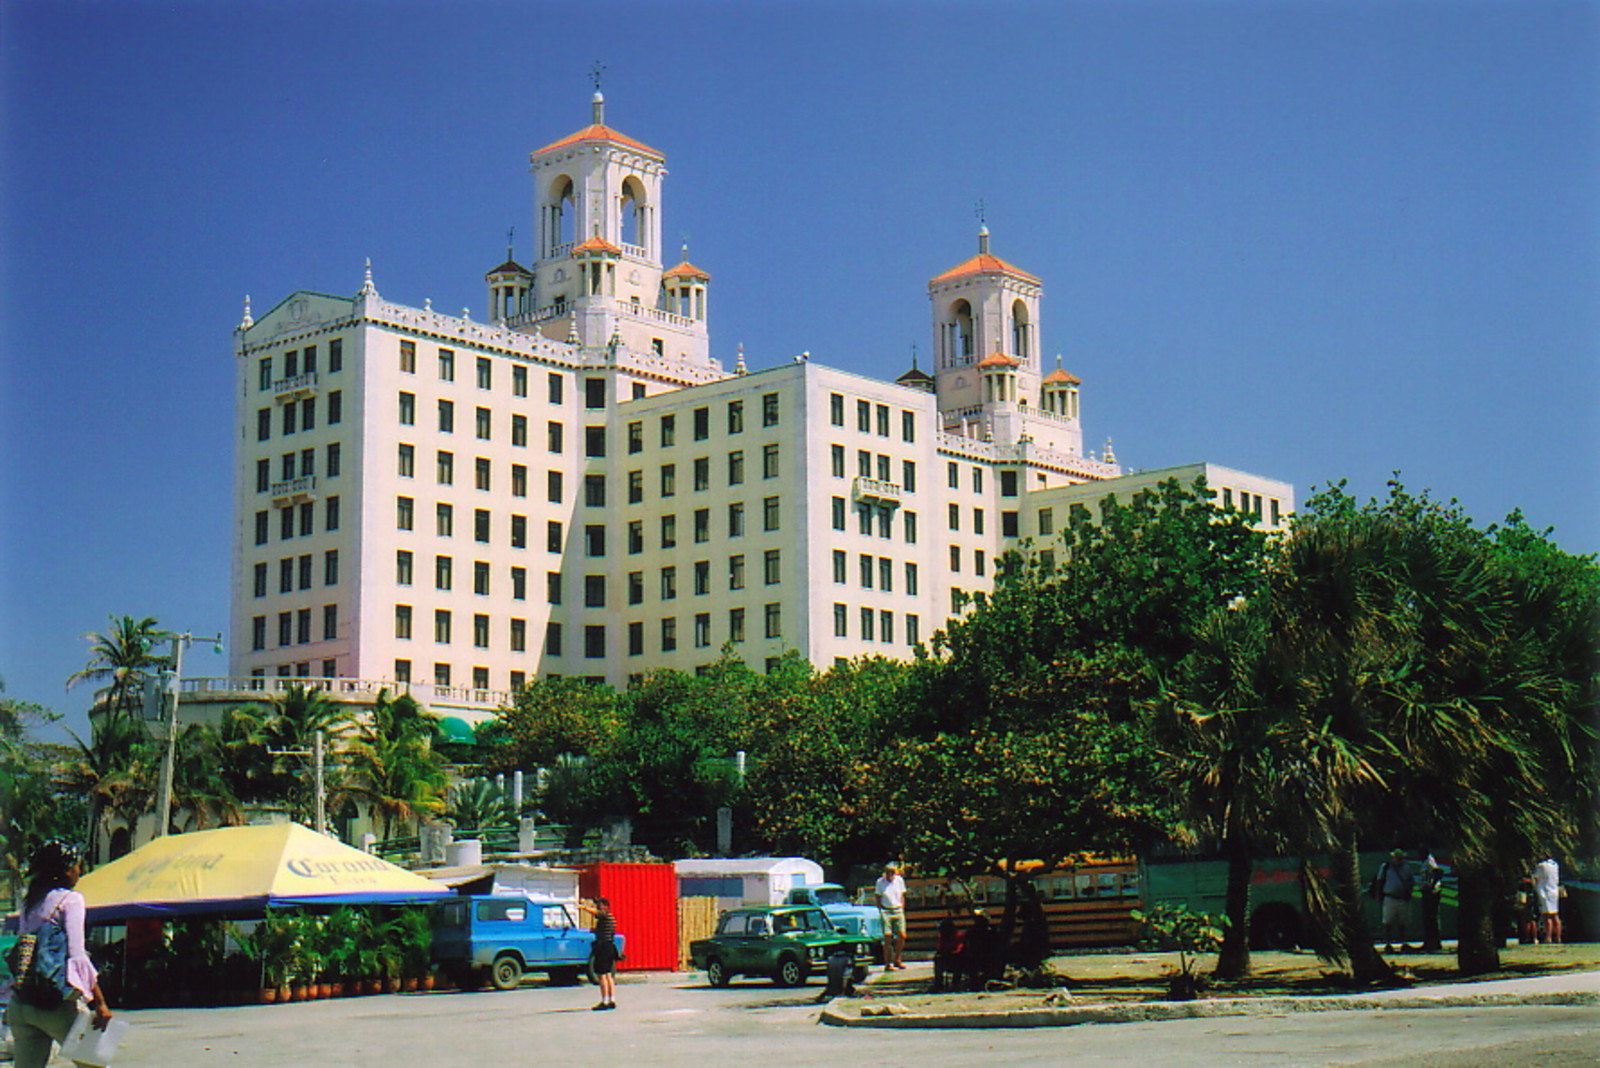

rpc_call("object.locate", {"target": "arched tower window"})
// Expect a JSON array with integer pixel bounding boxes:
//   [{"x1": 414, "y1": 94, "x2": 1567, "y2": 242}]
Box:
[
  {"x1": 1011, "y1": 299, "x2": 1031, "y2": 361},
  {"x1": 550, "y1": 176, "x2": 576, "y2": 252},
  {"x1": 620, "y1": 177, "x2": 647, "y2": 252},
  {"x1": 952, "y1": 300, "x2": 974, "y2": 362}
]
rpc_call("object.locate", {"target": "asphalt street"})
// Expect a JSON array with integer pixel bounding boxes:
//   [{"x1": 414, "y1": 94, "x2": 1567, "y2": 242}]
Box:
[{"x1": 73, "y1": 967, "x2": 1600, "y2": 1068}]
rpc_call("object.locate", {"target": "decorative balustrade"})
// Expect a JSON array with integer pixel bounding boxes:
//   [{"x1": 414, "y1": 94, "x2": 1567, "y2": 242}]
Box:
[
  {"x1": 272, "y1": 372, "x2": 319, "y2": 401},
  {"x1": 177, "y1": 675, "x2": 512, "y2": 712},
  {"x1": 851, "y1": 477, "x2": 903, "y2": 508},
  {"x1": 269, "y1": 476, "x2": 317, "y2": 505}
]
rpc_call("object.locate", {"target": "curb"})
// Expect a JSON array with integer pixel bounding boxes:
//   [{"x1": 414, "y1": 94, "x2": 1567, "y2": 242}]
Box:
[{"x1": 818, "y1": 989, "x2": 1600, "y2": 1029}]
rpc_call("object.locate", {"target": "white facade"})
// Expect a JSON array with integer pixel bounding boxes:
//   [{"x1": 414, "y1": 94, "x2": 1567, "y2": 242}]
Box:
[{"x1": 225, "y1": 99, "x2": 1294, "y2": 710}]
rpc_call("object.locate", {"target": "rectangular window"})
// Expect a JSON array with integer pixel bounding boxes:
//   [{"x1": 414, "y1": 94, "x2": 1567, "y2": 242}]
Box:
[
  {"x1": 832, "y1": 549, "x2": 846, "y2": 583},
  {"x1": 323, "y1": 604, "x2": 338, "y2": 641},
  {"x1": 693, "y1": 508, "x2": 710, "y2": 543},
  {"x1": 859, "y1": 553, "x2": 873, "y2": 588},
  {"x1": 585, "y1": 574, "x2": 606, "y2": 607},
  {"x1": 510, "y1": 618, "x2": 526, "y2": 652},
  {"x1": 251, "y1": 616, "x2": 267, "y2": 651},
  {"x1": 1001, "y1": 511, "x2": 1019, "y2": 537},
  {"x1": 513, "y1": 364, "x2": 528, "y2": 397},
  {"x1": 660, "y1": 414, "x2": 676, "y2": 447},
  {"x1": 298, "y1": 501, "x2": 313, "y2": 536},
  {"x1": 830, "y1": 393, "x2": 845, "y2": 426},
  {"x1": 759, "y1": 444, "x2": 781, "y2": 480},
  {"x1": 661, "y1": 566, "x2": 677, "y2": 600},
  {"x1": 728, "y1": 502, "x2": 744, "y2": 537},
  {"x1": 728, "y1": 554, "x2": 746, "y2": 590},
  {"x1": 437, "y1": 450, "x2": 454, "y2": 485},
  {"x1": 255, "y1": 510, "x2": 269, "y2": 545},
  {"x1": 729, "y1": 607, "x2": 745, "y2": 643},
  {"x1": 693, "y1": 560, "x2": 710, "y2": 595},
  {"x1": 585, "y1": 524, "x2": 606, "y2": 556},
  {"x1": 399, "y1": 392, "x2": 415, "y2": 425},
  {"x1": 509, "y1": 669, "x2": 525, "y2": 691},
  {"x1": 278, "y1": 611, "x2": 293, "y2": 647},
  {"x1": 585, "y1": 378, "x2": 605, "y2": 409},
  {"x1": 858, "y1": 450, "x2": 872, "y2": 478},
  {"x1": 395, "y1": 605, "x2": 413, "y2": 639},
  {"x1": 832, "y1": 496, "x2": 846, "y2": 531},
  {"x1": 545, "y1": 571, "x2": 563, "y2": 605},
  {"x1": 627, "y1": 469, "x2": 643, "y2": 503},
  {"x1": 876, "y1": 404, "x2": 890, "y2": 436},
  {"x1": 327, "y1": 391, "x2": 342, "y2": 424},
  {"x1": 475, "y1": 406, "x2": 491, "y2": 439},
  {"x1": 763, "y1": 496, "x2": 780, "y2": 532},
  {"x1": 259, "y1": 358, "x2": 273, "y2": 391},
  {"x1": 974, "y1": 508, "x2": 985, "y2": 535},
  {"x1": 252, "y1": 562, "x2": 268, "y2": 597},
  {"x1": 694, "y1": 612, "x2": 711, "y2": 648},
  {"x1": 973, "y1": 466, "x2": 984, "y2": 493},
  {"x1": 476, "y1": 356, "x2": 492, "y2": 390},
  {"x1": 300, "y1": 397, "x2": 315, "y2": 431},
  {"x1": 397, "y1": 496, "x2": 414, "y2": 531},
  {"x1": 512, "y1": 464, "x2": 528, "y2": 498},
  {"x1": 860, "y1": 607, "x2": 875, "y2": 641},
  {"x1": 628, "y1": 520, "x2": 643, "y2": 554},
  {"x1": 902, "y1": 460, "x2": 916, "y2": 492},
  {"x1": 764, "y1": 548, "x2": 781, "y2": 585},
  {"x1": 950, "y1": 546, "x2": 961, "y2": 572},
  {"x1": 512, "y1": 414, "x2": 528, "y2": 446},
  {"x1": 474, "y1": 560, "x2": 490, "y2": 595},
  {"x1": 547, "y1": 470, "x2": 563, "y2": 503},
  {"x1": 585, "y1": 474, "x2": 606, "y2": 507},
  {"x1": 857, "y1": 503, "x2": 872, "y2": 535},
  {"x1": 475, "y1": 457, "x2": 491, "y2": 491},
  {"x1": 435, "y1": 555, "x2": 453, "y2": 591},
  {"x1": 1038, "y1": 507, "x2": 1054, "y2": 536},
  {"x1": 1001, "y1": 470, "x2": 1018, "y2": 497},
  {"x1": 975, "y1": 550, "x2": 987, "y2": 577},
  {"x1": 544, "y1": 518, "x2": 560, "y2": 552},
  {"x1": 857, "y1": 399, "x2": 871, "y2": 432},
  {"x1": 693, "y1": 457, "x2": 710, "y2": 492},
  {"x1": 278, "y1": 558, "x2": 294, "y2": 594},
  {"x1": 436, "y1": 503, "x2": 454, "y2": 537},
  {"x1": 880, "y1": 610, "x2": 894, "y2": 644},
  {"x1": 628, "y1": 571, "x2": 644, "y2": 605},
  {"x1": 660, "y1": 463, "x2": 676, "y2": 497},
  {"x1": 692, "y1": 406, "x2": 709, "y2": 441},
  {"x1": 877, "y1": 454, "x2": 890, "y2": 482},
  {"x1": 904, "y1": 562, "x2": 920, "y2": 600},
  {"x1": 660, "y1": 617, "x2": 677, "y2": 652},
  {"x1": 512, "y1": 566, "x2": 527, "y2": 600},
  {"x1": 764, "y1": 602, "x2": 782, "y2": 638},
  {"x1": 762, "y1": 393, "x2": 779, "y2": 427},
  {"x1": 660, "y1": 514, "x2": 677, "y2": 548},
  {"x1": 880, "y1": 557, "x2": 893, "y2": 591},
  {"x1": 901, "y1": 410, "x2": 915, "y2": 442},
  {"x1": 256, "y1": 458, "x2": 270, "y2": 492},
  {"x1": 396, "y1": 549, "x2": 414, "y2": 585},
  {"x1": 324, "y1": 496, "x2": 340, "y2": 532},
  {"x1": 439, "y1": 348, "x2": 455, "y2": 381},
  {"x1": 298, "y1": 553, "x2": 313, "y2": 590},
  {"x1": 546, "y1": 621, "x2": 563, "y2": 656},
  {"x1": 728, "y1": 451, "x2": 745, "y2": 485},
  {"x1": 949, "y1": 504, "x2": 960, "y2": 531},
  {"x1": 904, "y1": 510, "x2": 918, "y2": 544},
  {"x1": 627, "y1": 621, "x2": 644, "y2": 656},
  {"x1": 627, "y1": 421, "x2": 643, "y2": 454},
  {"x1": 326, "y1": 442, "x2": 341, "y2": 478},
  {"x1": 400, "y1": 339, "x2": 416, "y2": 372},
  {"x1": 435, "y1": 609, "x2": 452, "y2": 643},
  {"x1": 947, "y1": 461, "x2": 960, "y2": 489},
  {"x1": 548, "y1": 421, "x2": 564, "y2": 453},
  {"x1": 548, "y1": 372, "x2": 563, "y2": 404},
  {"x1": 584, "y1": 426, "x2": 606, "y2": 458},
  {"x1": 283, "y1": 402, "x2": 297, "y2": 436},
  {"x1": 906, "y1": 614, "x2": 920, "y2": 646},
  {"x1": 727, "y1": 399, "x2": 744, "y2": 434},
  {"x1": 833, "y1": 603, "x2": 848, "y2": 637},
  {"x1": 296, "y1": 608, "x2": 312, "y2": 644},
  {"x1": 831, "y1": 445, "x2": 845, "y2": 478}
]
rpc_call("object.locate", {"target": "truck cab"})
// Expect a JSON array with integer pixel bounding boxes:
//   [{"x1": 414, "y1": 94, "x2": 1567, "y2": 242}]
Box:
[{"x1": 430, "y1": 894, "x2": 621, "y2": 991}]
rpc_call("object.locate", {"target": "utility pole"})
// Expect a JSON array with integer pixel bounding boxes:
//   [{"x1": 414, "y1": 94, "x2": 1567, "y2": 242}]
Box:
[
  {"x1": 270, "y1": 729, "x2": 328, "y2": 835},
  {"x1": 150, "y1": 632, "x2": 224, "y2": 839}
]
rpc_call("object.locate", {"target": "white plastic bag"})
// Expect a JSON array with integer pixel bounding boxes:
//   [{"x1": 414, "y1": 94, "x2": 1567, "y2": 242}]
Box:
[{"x1": 59, "y1": 1013, "x2": 130, "y2": 1067}]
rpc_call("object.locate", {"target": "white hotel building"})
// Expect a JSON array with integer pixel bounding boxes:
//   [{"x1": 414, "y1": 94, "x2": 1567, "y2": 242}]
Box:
[{"x1": 220, "y1": 95, "x2": 1293, "y2": 721}]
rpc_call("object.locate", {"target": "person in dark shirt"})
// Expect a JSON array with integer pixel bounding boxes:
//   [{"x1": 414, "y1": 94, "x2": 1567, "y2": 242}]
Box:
[{"x1": 578, "y1": 898, "x2": 619, "y2": 1010}]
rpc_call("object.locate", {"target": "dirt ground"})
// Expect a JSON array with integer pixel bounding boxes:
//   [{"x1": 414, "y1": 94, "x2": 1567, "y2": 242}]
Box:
[{"x1": 860, "y1": 941, "x2": 1600, "y2": 1010}]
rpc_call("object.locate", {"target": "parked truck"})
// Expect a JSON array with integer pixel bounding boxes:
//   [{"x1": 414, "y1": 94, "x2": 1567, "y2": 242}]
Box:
[{"x1": 430, "y1": 893, "x2": 624, "y2": 991}]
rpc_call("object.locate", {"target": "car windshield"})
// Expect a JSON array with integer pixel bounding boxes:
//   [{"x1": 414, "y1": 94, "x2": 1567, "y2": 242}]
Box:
[{"x1": 814, "y1": 888, "x2": 848, "y2": 905}]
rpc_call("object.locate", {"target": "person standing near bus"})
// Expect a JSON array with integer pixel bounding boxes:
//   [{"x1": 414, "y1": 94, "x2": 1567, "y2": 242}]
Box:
[
  {"x1": 875, "y1": 864, "x2": 907, "y2": 971},
  {"x1": 1532, "y1": 856, "x2": 1562, "y2": 944}
]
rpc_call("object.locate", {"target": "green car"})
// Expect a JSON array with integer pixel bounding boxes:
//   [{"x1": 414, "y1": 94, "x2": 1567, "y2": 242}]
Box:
[{"x1": 689, "y1": 905, "x2": 873, "y2": 988}]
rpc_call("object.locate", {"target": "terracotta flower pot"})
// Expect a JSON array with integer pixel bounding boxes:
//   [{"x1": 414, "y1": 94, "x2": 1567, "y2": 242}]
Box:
[
  {"x1": 290, "y1": 984, "x2": 308, "y2": 1002},
  {"x1": 260, "y1": 987, "x2": 279, "y2": 1005},
  {"x1": 276, "y1": 985, "x2": 291, "y2": 1004},
  {"x1": 383, "y1": 977, "x2": 401, "y2": 994},
  {"x1": 421, "y1": 973, "x2": 436, "y2": 991}
]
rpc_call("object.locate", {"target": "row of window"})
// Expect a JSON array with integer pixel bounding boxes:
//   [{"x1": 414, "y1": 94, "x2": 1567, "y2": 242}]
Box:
[
  {"x1": 831, "y1": 604, "x2": 920, "y2": 646},
  {"x1": 830, "y1": 497, "x2": 917, "y2": 542},
  {"x1": 400, "y1": 340, "x2": 573, "y2": 405},
  {"x1": 387, "y1": 602, "x2": 786, "y2": 655},
  {"x1": 255, "y1": 392, "x2": 343, "y2": 442},
  {"x1": 625, "y1": 394, "x2": 780, "y2": 454},
  {"x1": 828, "y1": 392, "x2": 917, "y2": 444},
  {"x1": 256, "y1": 341, "x2": 343, "y2": 393},
  {"x1": 251, "y1": 551, "x2": 340, "y2": 596},
  {"x1": 832, "y1": 446, "x2": 914, "y2": 488},
  {"x1": 393, "y1": 448, "x2": 788, "y2": 506},
  {"x1": 252, "y1": 498, "x2": 341, "y2": 545},
  {"x1": 829, "y1": 552, "x2": 920, "y2": 595},
  {"x1": 255, "y1": 444, "x2": 342, "y2": 491},
  {"x1": 389, "y1": 496, "x2": 784, "y2": 551},
  {"x1": 248, "y1": 605, "x2": 339, "y2": 650}
]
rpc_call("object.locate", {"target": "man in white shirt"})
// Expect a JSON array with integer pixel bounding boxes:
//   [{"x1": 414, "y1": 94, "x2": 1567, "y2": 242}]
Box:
[
  {"x1": 874, "y1": 863, "x2": 907, "y2": 970},
  {"x1": 1532, "y1": 857, "x2": 1562, "y2": 944}
]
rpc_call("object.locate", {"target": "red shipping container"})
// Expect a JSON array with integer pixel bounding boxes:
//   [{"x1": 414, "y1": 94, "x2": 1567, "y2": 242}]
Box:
[{"x1": 578, "y1": 862, "x2": 679, "y2": 971}]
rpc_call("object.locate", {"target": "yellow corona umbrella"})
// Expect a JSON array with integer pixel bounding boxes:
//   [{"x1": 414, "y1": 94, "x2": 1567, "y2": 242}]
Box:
[{"x1": 77, "y1": 823, "x2": 448, "y2": 921}]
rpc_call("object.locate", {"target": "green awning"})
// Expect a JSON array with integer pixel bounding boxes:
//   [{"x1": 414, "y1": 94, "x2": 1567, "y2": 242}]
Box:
[{"x1": 437, "y1": 716, "x2": 476, "y2": 744}]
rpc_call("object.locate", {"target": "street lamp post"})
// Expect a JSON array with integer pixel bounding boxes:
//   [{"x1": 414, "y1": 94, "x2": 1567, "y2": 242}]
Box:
[
  {"x1": 269, "y1": 730, "x2": 329, "y2": 835},
  {"x1": 150, "y1": 632, "x2": 224, "y2": 838}
]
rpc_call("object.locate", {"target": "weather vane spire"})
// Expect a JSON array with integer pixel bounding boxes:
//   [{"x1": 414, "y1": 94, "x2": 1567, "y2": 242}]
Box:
[
  {"x1": 506, "y1": 226, "x2": 515, "y2": 260},
  {"x1": 590, "y1": 61, "x2": 607, "y2": 123},
  {"x1": 975, "y1": 199, "x2": 990, "y2": 253}
]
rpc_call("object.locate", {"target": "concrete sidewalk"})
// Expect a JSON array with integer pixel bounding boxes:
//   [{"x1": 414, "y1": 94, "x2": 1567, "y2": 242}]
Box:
[{"x1": 820, "y1": 962, "x2": 1600, "y2": 1029}]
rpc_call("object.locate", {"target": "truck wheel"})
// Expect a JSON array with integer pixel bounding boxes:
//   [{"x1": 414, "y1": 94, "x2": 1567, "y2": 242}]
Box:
[
  {"x1": 490, "y1": 954, "x2": 524, "y2": 991},
  {"x1": 852, "y1": 965, "x2": 870, "y2": 985},
  {"x1": 706, "y1": 958, "x2": 730, "y2": 988},
  {"x1": 775, "y1": 956, "x2": 805, "y2": 987},
  {"x1": 549, "y1": 966, "x2": 582, "y2": 986}
]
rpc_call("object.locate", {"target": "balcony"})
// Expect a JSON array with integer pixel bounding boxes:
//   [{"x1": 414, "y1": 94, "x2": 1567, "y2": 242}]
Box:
[
  {"x1": 852, "y1": 477, "x2": 903, "y2": 509},
  {"x1": 273, "y1": 372, "x2": 319, "y2": 402},
  {"x1": 270, "y1": 476, "x2": 317, "y2": 506}
]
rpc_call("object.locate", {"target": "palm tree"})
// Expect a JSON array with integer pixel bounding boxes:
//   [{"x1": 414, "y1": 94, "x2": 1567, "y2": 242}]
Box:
[
  {"x1": 169, "y1": 722, "x2": 244, "y2": 831},
  {"x1": 231, "y1": 683, "x2": 351, "y2": 823},
  {"x1": 60, "y1": 711, "x2": 155, "y2": 861},
  {"x1": 66, "y1": 615, "x2": 170, "y2": 723},
  {"x1": 337, "y1": 688, "x2": 447, "y2": 842}
]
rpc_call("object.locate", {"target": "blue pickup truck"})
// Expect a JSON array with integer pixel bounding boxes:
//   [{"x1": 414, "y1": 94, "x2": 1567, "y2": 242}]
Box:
[
  {"x1": 784, "y1": 883, "x2": 885, "y2": 961},
  {"x1": 430, "y1": 894, "x2": 622, "y2": 991}
]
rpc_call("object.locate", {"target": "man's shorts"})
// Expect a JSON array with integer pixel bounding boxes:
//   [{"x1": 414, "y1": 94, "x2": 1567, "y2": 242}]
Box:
[
  {"x1": 1381, "y1": 896, "x2": 1409, "y2": 926},
  {"x1": 880, "y1": 908, "x2": 907, "y2": 937}
]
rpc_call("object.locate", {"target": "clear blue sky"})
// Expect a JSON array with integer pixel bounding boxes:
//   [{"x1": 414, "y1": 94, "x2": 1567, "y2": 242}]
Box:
[{"x1": 3, "y1": 0, "x2": 1597, "y2": 738}]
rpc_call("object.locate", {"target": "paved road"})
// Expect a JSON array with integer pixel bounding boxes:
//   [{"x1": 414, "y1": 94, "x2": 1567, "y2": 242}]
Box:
[{"x1": 86, "y1": 970, "x2": 1599, "y2": 1067}]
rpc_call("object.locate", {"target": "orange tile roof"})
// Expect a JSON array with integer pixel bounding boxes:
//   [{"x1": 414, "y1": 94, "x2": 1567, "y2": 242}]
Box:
[
  {"x1": 977, "y1": 351, "x2": 1021, "y2": 369},
  {"x1": 1043, "y1": 367, "x2": 1081, "y2": 384},
  {"x1": 930, "y1": 252, "x2": 1041, "y2": 287},
  {"x1": 663, "y1": 260, "x2": 711, "y2": 280},
  {"x1": 572, "y1": 236, "x2": 623, "y2": 255},
  {"x1": 534, "y1": 124, "x2": 664, "y2": 160},
  {"x1": 486, "y1": 259, "x2": 530, "y2": 276}
]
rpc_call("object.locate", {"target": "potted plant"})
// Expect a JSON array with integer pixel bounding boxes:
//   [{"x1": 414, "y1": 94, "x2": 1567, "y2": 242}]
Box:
[
  {"x1": 393, "y1": 907, "x2": 434, "y2": 992},
  {"x1": 1131, "y1": 903, "x2": 1224, "y2": 1001}
]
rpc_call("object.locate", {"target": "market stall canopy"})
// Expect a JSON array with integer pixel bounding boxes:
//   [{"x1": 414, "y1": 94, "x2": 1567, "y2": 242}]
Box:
[{"x1": 77, "y1": 823, "x2": 449, "y2": 922}]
